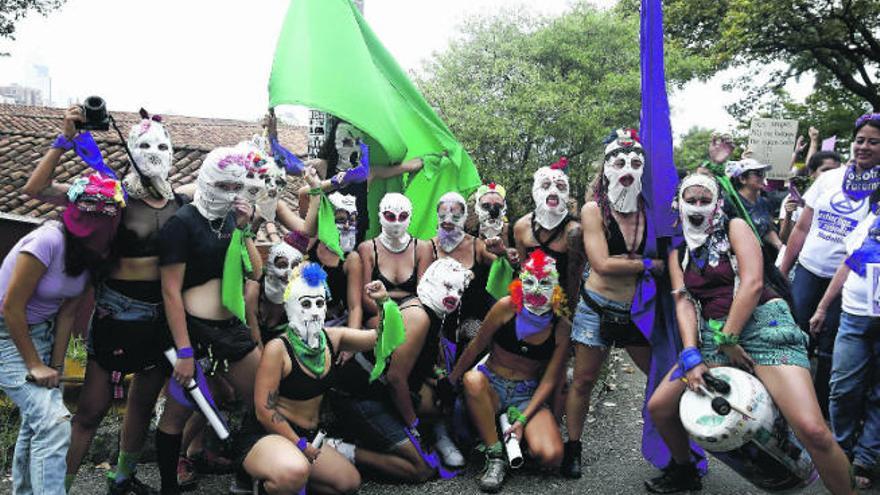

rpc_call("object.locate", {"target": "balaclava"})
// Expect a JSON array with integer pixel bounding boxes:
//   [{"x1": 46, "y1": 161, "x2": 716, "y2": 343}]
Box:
[
  {"x1": 328, "y1": 192, "x2": 358, "y2": 254},
  {"x1": 532, "y1": 158, "x2": 570, "y2": 230},
  {"x1": 416, "y1": 258, "x2": 474, "y2": 316},
  {"x1": 63, "y1": 173, "x2": 125, "y2": 256},
  {"x1": 603, "y1": 128, "x2": 645, "y2": 213},
  {"x1": 518, "y1": 249, "x2": 559, "y2": 316},
  {"x1": 378, "y1": 193, "x2": 412, "y2": 253},
  {"x1": 124, "y1": 109, "x2": 174, "y2": 200},
  {"x1": 264, "y1": 242, "x2": 304, "y2": 304},
  {"x1": 677, "y1": 174, "x2": 721, "y2": 251},
  {"x1": 437, "y1": 191, "x2": 467, "y2": 253},
  {"x1": 475, "y1": 182, "x2": 507, "y2": 240},
  {"x1": 284, "y1": 262, "x2": 328, "y2": 348},
  {"x1": 193, "y1": 146, "x2": 248, "y2": 221}
]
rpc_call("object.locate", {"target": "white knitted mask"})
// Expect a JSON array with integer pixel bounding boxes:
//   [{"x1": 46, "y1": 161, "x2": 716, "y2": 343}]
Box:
[
  {"x1": 126, "y1": 118, "x2": 174, "y2": 199},
  {"x1": 437, "y1": 191, "x2": 467, "y2": 253},
  {"x1": 417, "y1": 258, "x2": 473, "y2": 316},
  {"x1": 378, "y1": 193, "x2": 412, "y2": 252},
  {"x1": 678, "y1": 174, "x2": 721, "y2": 251},
  {"x1": 193, "y1": 147, "x2": 247, "y2": 221},
  {"x1": 265, "y1": 242, "x2": 304, "y2": 304},
  {"x1": 329, "y1": 192, "x2": 358, "y2": 253},
  {"x1": 532, "y1": 167, "x2": 570, "y2": 230},
  {"x1": 283, "y1": 263, "x2": 327, "y2": 348}
]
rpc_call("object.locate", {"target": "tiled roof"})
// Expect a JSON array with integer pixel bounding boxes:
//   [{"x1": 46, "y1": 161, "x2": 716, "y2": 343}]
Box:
[{"x1": 0, "y1": 104, "x2": 308, "y2": 219}]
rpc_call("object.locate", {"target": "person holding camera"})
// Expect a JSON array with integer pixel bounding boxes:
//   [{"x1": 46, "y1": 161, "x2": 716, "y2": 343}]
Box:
[
  {"x1": 2, "y1": 170, "x2": 124, "y2": 494},
  {"x1": 24, "y1": 106, "x2": 190, "y2": 494}
]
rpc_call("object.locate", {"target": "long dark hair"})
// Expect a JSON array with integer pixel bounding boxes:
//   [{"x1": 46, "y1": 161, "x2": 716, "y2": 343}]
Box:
[
  {"x1": 317, "y1": 117, "x2": 341, "y2": 176},
  {"x1": 590, "y1": 160, "x2": 645, "y2": 237},
  {"x1": 61, "y1": 223, "x2": 108, "y2": 279},
  {"x1": 853, "y1": 118, "x2": 880, "y2": 138}
]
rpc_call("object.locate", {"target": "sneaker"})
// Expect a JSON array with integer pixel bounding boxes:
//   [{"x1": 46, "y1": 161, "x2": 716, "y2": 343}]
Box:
[
  {"x1": 325, "y1": 437, "x2": 356, "y2": 465},
  {"x1": 176, "y1": 456, "x2": 198, "y2": 491},
  {"x1": 644, "y1": 461, "x2": 702, "y2": 494},
  {"x1": 478, "y1": 456, "x2": 507, "y2": 493},
  {"x1": 560, "y1": 440, "x2": 582, "y2": 479},
  {"x1": 107, "y1": 476, "x2": 158, "y2": 495},
  {"x1": 434, "y1": 426, "x2": 466, "y2": 468}
]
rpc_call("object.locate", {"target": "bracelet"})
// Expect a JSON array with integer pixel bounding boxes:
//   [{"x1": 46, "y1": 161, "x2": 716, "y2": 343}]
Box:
[
  {"x1": 176, "y1": 347, "x2": 194, "y2": 359},
  {"x1": 51, "y1": 363, "x2": 64, "y2": 370},
  {"x1": 679, "y1": 347, "x2": 703, "y2": 373},
  {"x1": 296, "y1": 437, "x2": 308, "y2": 451},
  {"x1": 642, "y1": 259, "x2": 653, "y2": 273},
  {"x1": 52, "y1": 134, "x2": 74, "y2": 150},
  {"x1": 506, "y1": 406, "x2": 528, "y2": 426},
  {"x1": 308, "y1": 187, "x2": 323, "y2": 196},
  {"x1": 329, "y1": 175, "x2": 341, "y2": 190},
  {"x1": 242, "y1": 226, "x2": 256, "y2": 239},
  {"x1": 708, "y1": 319, "x2": 739, "y2": 346}
]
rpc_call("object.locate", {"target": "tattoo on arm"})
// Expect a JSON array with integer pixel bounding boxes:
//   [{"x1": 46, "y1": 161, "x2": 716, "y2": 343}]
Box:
[{"x1": 265, "y1": 390, "x2": 285, "y2": 424}]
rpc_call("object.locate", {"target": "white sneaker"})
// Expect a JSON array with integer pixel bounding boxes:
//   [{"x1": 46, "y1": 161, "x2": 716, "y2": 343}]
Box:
[
  {"x1": 434, "y1": 423, "x2": 465, "y2": 468},
  {"x1": 326, "y1": 437, "x2": 356, "y2": 464}
]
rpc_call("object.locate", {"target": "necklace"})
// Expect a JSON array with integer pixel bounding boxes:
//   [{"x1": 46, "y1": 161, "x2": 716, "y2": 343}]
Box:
[{"x1": 208, "y1": 214, "x2": 228, "y2": 239}]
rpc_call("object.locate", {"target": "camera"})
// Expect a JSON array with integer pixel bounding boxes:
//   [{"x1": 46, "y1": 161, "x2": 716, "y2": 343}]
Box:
[{"x1": 75, "y1": 96, "x2": 110, "y2": 131}]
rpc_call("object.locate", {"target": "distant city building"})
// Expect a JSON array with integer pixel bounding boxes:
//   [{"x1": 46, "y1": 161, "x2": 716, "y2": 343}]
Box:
[{"x1": 0, "y1": 84, "x2": 44, "y2": 106}]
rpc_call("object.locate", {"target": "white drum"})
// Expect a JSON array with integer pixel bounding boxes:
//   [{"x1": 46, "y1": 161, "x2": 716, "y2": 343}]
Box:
[{"x1": 679, "y1": 367, "x2": 817, "y2": 492}]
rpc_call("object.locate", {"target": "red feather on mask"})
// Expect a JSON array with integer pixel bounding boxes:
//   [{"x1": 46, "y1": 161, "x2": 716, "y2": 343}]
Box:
[{"x1": 550, "y1": 157, "x2": 568, "y2": 171}]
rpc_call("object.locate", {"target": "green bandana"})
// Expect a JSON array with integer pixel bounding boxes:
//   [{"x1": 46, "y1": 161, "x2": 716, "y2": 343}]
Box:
[
  {"x1": 318, "y1": 193, "x2": 345, "y2": 260},
  {"x1": 369, "y1": 299, "x2": 406, "y2": 382},
  {"x1": 222, "y1": 228, "x2": 253, "y2": 322},
  {"x1": 286, "y1": 326, "x2": 327, "y2": 376},
  {"x1": 486, "y1": 257, "x2": 514, "y2": 300}
]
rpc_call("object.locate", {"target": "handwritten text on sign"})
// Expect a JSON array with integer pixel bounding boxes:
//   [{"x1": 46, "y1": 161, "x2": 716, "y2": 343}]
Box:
[{"x1": 748, "y1": 118, "x2": 798, "y2": 180}]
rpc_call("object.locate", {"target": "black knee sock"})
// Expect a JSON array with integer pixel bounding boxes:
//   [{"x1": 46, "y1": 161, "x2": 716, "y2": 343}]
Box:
[{"x1": 155, "y1": 429, "x2": 182, "y2": 494}]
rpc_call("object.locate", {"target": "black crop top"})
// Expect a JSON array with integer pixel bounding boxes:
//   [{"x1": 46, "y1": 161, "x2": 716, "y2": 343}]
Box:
[
  {"x1": 116, "y1": 195, "x2": 185, "y2": 258},
  {"x1": 158, "y1": 204, "x2": 237, "y2": 290},
  {"x1": 371, "y1": 239, "x2": 419, "y2": 297},
  {"x1": 309, "y1": 245, "x2": 348, "y2": 316},
  {"x1": 275, "y1": 332, "x2": 338, "y2": 401},
  {"x1": 528, "y1": 214, "x2": 573, "y2": 278},
  {"x1": 606, "y1": 213, "x2": 646, "y2": 256},
  {"x1": 493, "y1": 313, "x2": 557, "y2": 361}
]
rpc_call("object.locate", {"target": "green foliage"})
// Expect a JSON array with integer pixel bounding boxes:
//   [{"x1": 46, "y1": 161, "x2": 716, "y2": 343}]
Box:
[
  {"x1": 0, "y1": 0, "x2": 66, "y2": 55},
  {"x1": 0, "y1": 395, "x2": 19, "y2": 474},
  {"x1": 417, "y1": 2, "x2": 705, "y2": 217},
  {"x1": 663, "y1": 0, "x2": 880, "y2": 113},
  {"x1": 66, "y1": 335, "x2": 87, "y2": 367},
  {"x1": 674, "y1": 127, "x2": 714, "y2": 172}
]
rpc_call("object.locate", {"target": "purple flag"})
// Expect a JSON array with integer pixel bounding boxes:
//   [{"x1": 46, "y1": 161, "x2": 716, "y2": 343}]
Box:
[
  {"x1": 821, "y1": 136, "x2": 837, "y2": 151},
  {"x1": 73, "y1": 132, "x2": 117, "y2": 179},
  {"x1": 270, "y1": 135, "x2": 305, "y2": 175}
]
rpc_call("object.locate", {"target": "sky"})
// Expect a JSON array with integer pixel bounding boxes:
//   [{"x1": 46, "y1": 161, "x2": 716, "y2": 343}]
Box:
[{"x1": 0, "y1": 0, "x2": 812, "y2": 139}]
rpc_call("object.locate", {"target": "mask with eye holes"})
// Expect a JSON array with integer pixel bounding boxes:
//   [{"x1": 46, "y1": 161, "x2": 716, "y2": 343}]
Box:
[
  {"x1": 519, "y1": 249, "x2": 559, "y2": 315},
  {"x1": 416, "y1": 258, "x2": 474, "y2": 316},
  {"x1": 193, "y1": 146, "x2": 248, "y2": 221},
  {"x1": 264, "y1": 242, "x2": 304, "y2": 304},
  {"x1": 603, "y1": 128, "x2": 645, "y2": 213},
  {"x1": 124, "y1": 113, "x2": 174, "y2": 200},
  {"x1": 334, "y1": 123, "x2": 366, "y2": 171},
  {"x1": 532, "y1": 161, "x2": 570, "y2": 230},
  {"x1": 283, "y1": 263, "x2": 328, "y2": 348},
  {"x1": 437, "y1": 191, "x2": 467, "y2": 253}
]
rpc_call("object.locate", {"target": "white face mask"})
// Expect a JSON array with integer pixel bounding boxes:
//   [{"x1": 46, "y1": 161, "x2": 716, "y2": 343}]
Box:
[
  {"x1": 520, "y1": 254, "x2": 559, "y2": 315},
  {"x1": 329, "y1": 192, "x2": 358, "y2": 253},
  {"x1": 193, "y1": 147, "x2": 247, "y2": 221},
  {"x1": 677, "y1": 175, "x2": 720, "y2": 251},
  {"x1": 604, "y1": 150, "x2": 645, "y2": 213},
  {"x1": 417, "y1": 258, "x2": 473, "y2": 316},
  {"x1": 532, "y1": 167, "x2": 570, "y2": 230},
  {"x1": 335, "y1": 123, "x2": 365, "y2": 171},
  {"x1": 256, "y1": 164, "x2": 286, "y2": 222},
  {"x1": 437, "y1": 192, "x2": 467, "y2": 253},
  {"x1": 265, "y1": 243, "x2": 304, "y2": 304},
  {"x1": 284, "y1": 264, "x2": 328, "y2": 348},
  {"x1": 379, "y1": 193, "x2": 412, "y2": 253},
  {"x1": 127, "y1": 119, "x2": 174, "y2": 199},
  {"x1": 475, "y1": 192, "x2": 506, "y2": 240}
]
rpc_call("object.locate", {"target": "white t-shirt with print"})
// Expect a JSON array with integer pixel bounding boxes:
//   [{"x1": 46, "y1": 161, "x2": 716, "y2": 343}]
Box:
[
  {"x1": 798, "y1": 167, "x2": 872, "y2": 278},
  {"x1": 842, "y1": 212, "x2": 876, "y2": 316}
]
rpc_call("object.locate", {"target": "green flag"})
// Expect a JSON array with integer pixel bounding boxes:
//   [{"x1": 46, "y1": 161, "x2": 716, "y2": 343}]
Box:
[
  {"x1": 222, "y1": 228, "x2": 253, "y2": 323},
  {"x1": 370, "y1": 299, "x2": 406, "y2": 382},
  {"x1": 486, "y1": 257, "x2": 514, "y2": 300},
  {"x1": 317, "y1": 193, "x2": 345, "y2": 260},
  {"x1": 269, "y1": 0, "x2": 481, "y2": 239}
]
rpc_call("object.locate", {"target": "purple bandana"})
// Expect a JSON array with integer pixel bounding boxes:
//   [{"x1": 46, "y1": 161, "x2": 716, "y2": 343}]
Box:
[
  {"x1": 843, "y1": 162, "x2": 880, "y2": 201},
  {"x1": 515, "y1": 308, "x2": 553, "y2": 341}
]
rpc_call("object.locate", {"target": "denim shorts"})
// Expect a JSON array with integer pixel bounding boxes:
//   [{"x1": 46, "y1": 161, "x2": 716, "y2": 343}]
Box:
[
  {"x1": 87, "y1": 281, "x2": 171, "y2": 374},
  {"x1": 700, "y1": 299, "x2": 809, "y2": 369},
  {"x1": 478, "y1": 364, "x2": 539, "y2": 412},
  {"x1": 329, "y1": 391, "x2": 409, "y2": 452},
  {"x1": 571, "y1": 288, "x2": 646, "y2": 348}
]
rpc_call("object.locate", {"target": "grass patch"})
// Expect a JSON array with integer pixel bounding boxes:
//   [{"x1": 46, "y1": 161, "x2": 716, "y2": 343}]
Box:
[
  {"x1": 0, "y1": 394, "x2": 19, "y2": 474},
  {"x1": 66, "y1": 335, "x2": 88, "y2": 368}
]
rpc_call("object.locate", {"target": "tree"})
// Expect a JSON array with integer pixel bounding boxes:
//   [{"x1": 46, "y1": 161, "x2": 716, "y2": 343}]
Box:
[
  {"x1": 0, "y1": 0, "x2": 65, "y2": 56},
  {"x1": 674, "y1": 127, "x2": 715, "y2": 173},
  {"x1": 663, "y1": 0, "x2": 880, "y2": 112},
  {"x1": 417, "y1": 2, "x2": 705, "y2": 218}
]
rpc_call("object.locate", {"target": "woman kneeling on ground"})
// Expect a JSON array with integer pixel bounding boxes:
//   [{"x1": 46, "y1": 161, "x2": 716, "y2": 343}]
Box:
[
  {"x1": 440, "y1": 249, "x2": 570, "y2": 493},
  {"x1": 644, "y1": 173, "x2": 853, "y2": 494},
  {"x1": 241, "y1": 262, "x2": 382, "y2": 494}
]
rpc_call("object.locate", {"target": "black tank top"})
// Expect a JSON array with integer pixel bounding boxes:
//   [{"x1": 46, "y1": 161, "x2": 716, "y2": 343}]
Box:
[
  {"x1": 493, "y1": 312, "x2": 557, "y2": 361},
  {"x1": 528, "y1": 214, "x2": 572, "y2": 277},
  {"x1": 308, "y1": 244, "x2": 347, "y2": 316},
  {"x1": 276, "y1": 332, "x2": 338, "y2": 401},
  {"x1": 606, "y1": 212, "x2": 646, "y2": 256},
  {"x1": 371, "y1": 239, "x2": 419, "y2": 298}
]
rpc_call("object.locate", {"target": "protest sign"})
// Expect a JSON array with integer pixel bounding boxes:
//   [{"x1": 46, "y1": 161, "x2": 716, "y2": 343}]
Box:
[{"x1": 748, "y1": 118, "x2": 799, "y2": 179}]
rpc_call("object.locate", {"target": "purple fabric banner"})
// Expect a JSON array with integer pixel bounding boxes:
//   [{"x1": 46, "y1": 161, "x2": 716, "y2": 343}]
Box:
[
  {"x1": 638, "y1": 0, "x2": 706, "y2": 474},
  {"x1": 821, "y1": 136, "x2": 837, "y2": 151}
]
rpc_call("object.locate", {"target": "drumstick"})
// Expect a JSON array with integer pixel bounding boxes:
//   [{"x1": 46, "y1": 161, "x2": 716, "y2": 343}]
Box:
[
  {"x1": 680, "y1": 378, "x2": 754, "y2": 419},
  {"x1": 25, "y1": 374, "x2": 84, "y2": 384}
]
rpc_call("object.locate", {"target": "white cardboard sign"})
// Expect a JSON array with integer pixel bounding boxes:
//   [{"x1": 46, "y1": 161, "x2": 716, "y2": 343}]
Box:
[{"x1": 748, "y1": 118, "x2": 799, "y2": 180}]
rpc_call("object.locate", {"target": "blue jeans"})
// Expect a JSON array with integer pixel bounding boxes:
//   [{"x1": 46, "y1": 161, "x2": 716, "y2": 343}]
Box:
[
  {"x1": 478, "y1": 364, "x2": 539, "y2": 413},
  {"x1": 829, "y1": 312, "x2": 880, "y2": 467},
  {"x1": 0, "y1": 317, "x2": 71, "y2": 495}
]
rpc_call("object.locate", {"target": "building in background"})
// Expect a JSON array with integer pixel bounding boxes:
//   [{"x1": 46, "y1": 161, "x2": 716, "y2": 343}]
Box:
[{"x1": 0, "y1": 84, "x2": 44, "y2": 106}]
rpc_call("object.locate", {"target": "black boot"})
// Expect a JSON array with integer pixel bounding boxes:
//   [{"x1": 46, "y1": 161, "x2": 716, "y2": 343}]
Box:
[
  {"x1": 560, "y1": 440, "x2": 582, "y2": 479},
  {"x1": 644, "y1": 461, "x2": 702, "y2": 493}
]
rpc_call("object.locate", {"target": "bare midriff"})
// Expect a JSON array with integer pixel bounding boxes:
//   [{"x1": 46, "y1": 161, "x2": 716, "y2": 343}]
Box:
[
  {"x1": 183, "y1": 279, "x2": 234, "y2": 320},
  {"x1": 486, "y1": 339, "x2": 548, "y2": 382},
  {"x1": 583, "y1": 261, "x2": 639, "y2": 303},
  {"x1": 110, "y1": 256, "x2": 161, "y2": 281}
]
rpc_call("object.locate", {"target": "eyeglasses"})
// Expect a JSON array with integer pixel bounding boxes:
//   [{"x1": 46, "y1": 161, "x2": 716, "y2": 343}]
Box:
[
  {"x1": 382, "y1": 211, "x2": 409, "y2": 222},
  {"x1": 746, "y1": 169, "x2": 766, "y2": 178}
]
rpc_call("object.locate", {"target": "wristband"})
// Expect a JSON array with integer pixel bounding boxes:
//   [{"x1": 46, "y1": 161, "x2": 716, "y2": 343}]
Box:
[
  {"x1": 506, "y1": 406, "x2": 528, "y2": 426},
  {"x1": 708, "y1": 319, "x2": 739, "y2": 346},
  {"x1": 679, "y1": 347, "x2": 703, "y2": 373},
  {"x1": 642, "y1": 259, "x2": 653, "y2": 273},
  {"x1": 176, "y1": 347, "x2": 194, "y2": 359},
  {"x1": 329, "y1": 174, "x2": 341, "y2": 190},
  {"x1": 308, "y1": 187, "x2": 323, "y2": 196},
  {"x1": 296, "y1": 437, "x2": 308, "y2": 451},
  {"x1": 242, "y1": 226, "x2": 256, "y2": 239},
  {"x1": 52, "y1": 134, "x2": 74, "y2": 151},
  {"x1": 409, "y1": 418, "x2": 419, "y2": 430}
]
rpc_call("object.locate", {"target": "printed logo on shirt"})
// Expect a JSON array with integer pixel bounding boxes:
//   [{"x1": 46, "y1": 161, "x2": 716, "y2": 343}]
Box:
[
  {"x1": 829, "y1": 191, "x2": 865, "y2": 215},
  {"x1": 816, "y1": 209, "x2": 859, "y2": 243}
]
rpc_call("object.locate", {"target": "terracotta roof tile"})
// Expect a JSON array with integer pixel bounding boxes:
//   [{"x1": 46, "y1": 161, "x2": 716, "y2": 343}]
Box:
[{"x1": 0, "y1": 104, "x2": 308, "y2": 220}]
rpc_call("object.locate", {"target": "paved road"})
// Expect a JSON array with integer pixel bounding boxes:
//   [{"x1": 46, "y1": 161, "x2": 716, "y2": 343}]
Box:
[{"x1": 10, "y1": 350, "x2": 868, "y2": 494}]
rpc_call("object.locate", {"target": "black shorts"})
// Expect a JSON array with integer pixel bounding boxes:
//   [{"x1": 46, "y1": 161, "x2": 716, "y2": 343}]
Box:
[
  {"x1": 186, "y1": 314, "x2": 257, "y2": 365},
  {"x1": 236, "y1": 412, "x2": 317, "y2": 461}
]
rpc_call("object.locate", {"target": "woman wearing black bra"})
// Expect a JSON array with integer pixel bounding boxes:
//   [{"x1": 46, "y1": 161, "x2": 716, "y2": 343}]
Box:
[
  {"x1": 561, "y1": 130, "x2": 665, "y2": 478},
  {"x1": 358, "y1": 193, "x2": 432, "y2": 326},
  {"x1": 442, "y1": 250, "x2": 570, "y2": 492},
  {"x1": 241, "y1": 262, "x2": 381, "y2": 494},
  {"x1": 24, "y1": 108, "x2": 196, "y2": 493}
]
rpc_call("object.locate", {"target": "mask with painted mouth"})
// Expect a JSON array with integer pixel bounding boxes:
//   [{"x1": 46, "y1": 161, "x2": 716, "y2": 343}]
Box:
[
  {"x1": 378, "y1": 193, "x2": 412, "y2": 253},
  {"x1": 329, "y1": 192, "x2": 358, "y2": 253},
  {"x1": 416, "y1": 258, "x2": 474, "y2": 316},
  {"x1": 532, "y1": 163, "x2": 570, "y2": 230},
  {"x1": 193, "y1": 147, "x2": 248, "y2": 221},
  {"x1": 437, "y1": 191, "x2": 467, "y2": 253},
  {"x1": 677, "y1": 174, "x2": 721, "y2": 251},
  {"x1": 475, "y1": 183, "x2": 507, "y2": 240},
  {"x1": 265, "y1": 242, "x2": 304, "y2": 304},
  {"x1": 125, "y1": 111, "x2": 174, "y2": 200},
  {"x1": 283, "y1": 263, "x2": 328, "y2": 348},
  {"x1": 519, "y1": 249, "x2": 559, "y2": 315},
  {"x1": 603, "y1": 128, "x2": 645, "y2": 213},
  {"x1": 334, "y1": 123, "x2": 366, "y2": 171}
]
